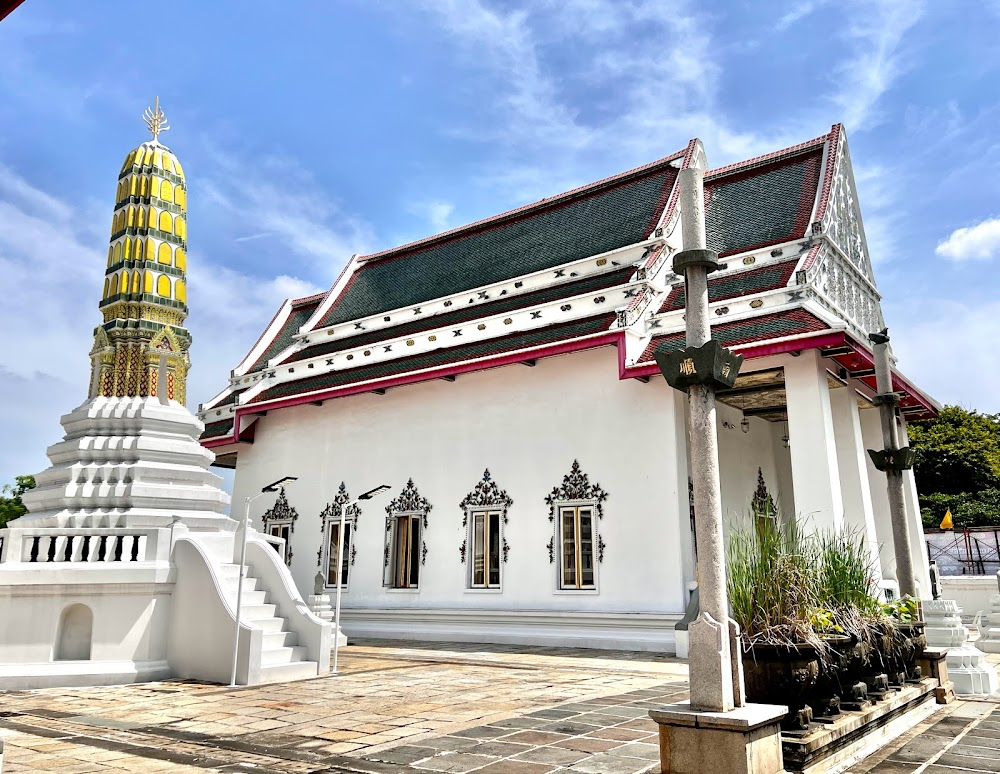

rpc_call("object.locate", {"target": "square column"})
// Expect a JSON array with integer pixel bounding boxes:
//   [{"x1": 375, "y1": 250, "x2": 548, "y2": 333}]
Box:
[
  {"x1": 899, "y1": 418, "x2": 933, "y2": 594},
  {"x1": 829, "y1": 385, "x2": 882, "y2": 580},
  {"x1": 860, "y1": 406, "x2": 896, "y2": 585},
  {"x1": 784, "y1": 350, "x2": 844, "y2": 531}
]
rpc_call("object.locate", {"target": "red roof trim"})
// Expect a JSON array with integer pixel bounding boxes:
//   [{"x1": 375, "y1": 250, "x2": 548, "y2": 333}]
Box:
[
  {"x1": 359, "y1": 148, "x2": 687, "y2": 266},
  {"x1": 812, "y1": 123, "x2": 842, "y2": 224},
  {"x1": 705, "y1": 130, "x2": 831, "y2": 180},
  {"x1": 650, "y1": 138, "x2": 698, "y2": 238}
]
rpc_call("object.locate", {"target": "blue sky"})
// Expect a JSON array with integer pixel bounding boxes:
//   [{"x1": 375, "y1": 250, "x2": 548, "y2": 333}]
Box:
[{"x1": 1, "y1": 0, "x2": 999, "y2": 487}]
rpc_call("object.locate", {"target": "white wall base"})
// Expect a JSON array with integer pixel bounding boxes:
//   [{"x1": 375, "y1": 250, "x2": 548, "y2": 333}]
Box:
[
  {"x1": 339, "y1": 608, "x2": 680, "y2": 652},
  {"x1": 0, "y1": 659, "x2": 171, "y2": 690}
]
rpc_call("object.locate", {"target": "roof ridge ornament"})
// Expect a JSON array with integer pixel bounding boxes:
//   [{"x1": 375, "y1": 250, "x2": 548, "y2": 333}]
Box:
[{"x1": 143, "y1": 96, "x2": 170, "y2": 143}]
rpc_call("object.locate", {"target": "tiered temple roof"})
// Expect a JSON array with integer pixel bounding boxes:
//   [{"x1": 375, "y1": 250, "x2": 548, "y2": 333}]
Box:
[{"x1": 199, "y1": 125, "x2": 937, "y2": 454}]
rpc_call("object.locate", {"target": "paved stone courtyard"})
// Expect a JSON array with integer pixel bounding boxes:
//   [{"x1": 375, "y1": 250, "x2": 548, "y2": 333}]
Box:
[{"x1": 0, "y1": 640, "x2": 998, "y2": 773}]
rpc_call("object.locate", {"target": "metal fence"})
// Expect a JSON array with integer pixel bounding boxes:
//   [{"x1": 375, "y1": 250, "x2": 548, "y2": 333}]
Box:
[{"x1": 926, "y1": 527, "x2": 1000, "y2": 575}]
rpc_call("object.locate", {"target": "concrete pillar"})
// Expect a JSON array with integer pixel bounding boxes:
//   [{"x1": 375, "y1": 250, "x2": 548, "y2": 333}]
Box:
[
  {"x1": 784, "y1": 350, "x2": 844, "y2": 531},
  {"x1": 860, "y1": 407, "x2": 896, "y2": 586},
  {"x1": 829, "y1": 385, "x2": 882, "y2": 580}
]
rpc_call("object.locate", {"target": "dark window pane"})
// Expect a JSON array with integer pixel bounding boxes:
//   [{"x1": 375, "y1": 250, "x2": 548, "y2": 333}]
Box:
[
  {"x1": 562, "y1": 509, "x2": 576, "y2": 587},
  {"x1": 473, "y1": 512, "x2": 485, "y2": 586},
  {"x1": 409, "y1": 517, "x2": 421, "y2": 586},
  {"x1": 488, "y1": 512, "x2": 500, "y2": 586}
]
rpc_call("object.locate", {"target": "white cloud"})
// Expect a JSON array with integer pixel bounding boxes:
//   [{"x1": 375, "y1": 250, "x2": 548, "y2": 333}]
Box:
[
  {"x1": 831, "y1": 0, "x2": 925, "y2": 132},
  {"x1": 775, "y1": 1, "x2": 829, "y2": 30},
  {"x1": 935, "y1": 217, "x2": 1000, "y2": 262},
  {"x1": 201, "y1": 151, "x2": 374, "y2": 279},
  {"x1": 408, "y1": 200, "x2": 455, "y2": 233}
]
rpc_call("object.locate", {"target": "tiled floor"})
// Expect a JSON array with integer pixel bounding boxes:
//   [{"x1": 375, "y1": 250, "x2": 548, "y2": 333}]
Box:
[
  {"x1": 0, "y1": 641, "x2": 688, "y2": 773},
  {"x1": 1, "y1": 640, "x2": 998, "y2": 774}
]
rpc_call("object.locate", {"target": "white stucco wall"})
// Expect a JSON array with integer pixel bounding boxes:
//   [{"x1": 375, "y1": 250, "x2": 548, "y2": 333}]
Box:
[{"x1": 229, "y1": 345, "x2": 808, "y2": 649}]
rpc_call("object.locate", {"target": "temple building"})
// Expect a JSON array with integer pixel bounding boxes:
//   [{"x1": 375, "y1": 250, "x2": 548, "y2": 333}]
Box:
[
  {"x1": 0, "y1": 103, "x2": 330, "y2": 688},
  {"x1": 199, "y1": 125, "x2": 937, "y2": 652}
]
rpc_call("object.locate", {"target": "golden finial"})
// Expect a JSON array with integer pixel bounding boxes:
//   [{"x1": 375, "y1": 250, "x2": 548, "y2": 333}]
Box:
[{"x1": 142, "y1": 96, "x2": 170, "y2": 142}]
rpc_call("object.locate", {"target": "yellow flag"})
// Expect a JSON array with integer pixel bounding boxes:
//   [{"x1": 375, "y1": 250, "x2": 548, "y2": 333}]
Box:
[{"x1": 940, "y1": 508, "x2": 953, "y2": 530}]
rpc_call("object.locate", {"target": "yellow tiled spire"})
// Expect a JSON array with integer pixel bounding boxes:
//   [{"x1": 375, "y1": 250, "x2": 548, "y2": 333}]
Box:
[{"x1": 89, "y1": 98, "x2": 191, "y2": 403}]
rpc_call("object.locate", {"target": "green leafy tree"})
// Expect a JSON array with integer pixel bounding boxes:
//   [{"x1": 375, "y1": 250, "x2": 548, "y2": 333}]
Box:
[
  {"x1": 908, "y1": 406, "x2": 1000, "y2": 497},
  {"x1": 0, "y1": 475, "x2": 36, "y2": 528}
]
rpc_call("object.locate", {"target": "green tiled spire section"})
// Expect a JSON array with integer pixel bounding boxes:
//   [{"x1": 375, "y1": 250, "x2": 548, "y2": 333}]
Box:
[
  {"x1": 317, "y1": 167, "x2": 678, "y2": 328},
  {"x1": 705, "y1": 149, "x2": 822, "y2": 256}
]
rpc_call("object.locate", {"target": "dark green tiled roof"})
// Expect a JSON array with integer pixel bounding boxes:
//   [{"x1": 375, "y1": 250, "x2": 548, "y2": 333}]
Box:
[
  {"x1": 248, "y1": 297, "x2": 324, "y2": 373},
  {"x1": 640, "y1": 309, "x2": 829, "y2": 362},
  {"x1": 253, "y1": 314, "x2": 616, "y2": 404},
  {"x1": 316, "y1": 165, "x2": 679, "y2": 328},
  {"x1": 659, "y1": 259, "x2": 799, "y2": 312},
  {"x1": 287, "y1": 267, "x2": 635, "y2": 364},
  {"x1": 200, "y1": 419, "x2": 233, "y2": 441},
  {"x1": 705, "y1": 149, "x2": 822, "y2": 257}
]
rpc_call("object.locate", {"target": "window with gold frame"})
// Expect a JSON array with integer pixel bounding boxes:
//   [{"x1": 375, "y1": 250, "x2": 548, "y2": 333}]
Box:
[{"x1": 558, "y1": 504, "x2": 596, "y2": 590}]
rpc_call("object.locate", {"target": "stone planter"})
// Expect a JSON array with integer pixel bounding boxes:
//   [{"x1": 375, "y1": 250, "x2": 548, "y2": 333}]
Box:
[{"x1": 742, "y1": 641, "x2": 822, "y2": 730}]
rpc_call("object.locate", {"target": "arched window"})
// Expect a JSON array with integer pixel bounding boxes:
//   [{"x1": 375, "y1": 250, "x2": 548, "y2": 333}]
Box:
[
  {"x1": 55, "y1": 604, "x2": 93, "y2": 661},
  {"x1": 137, "y1": 207, "x2": 146, "y2": 229},
  {"x1": 162, "y1": 153, "x2": 174, "y2": 173},
  {"x1": 116, "y1": 182, "x2": 123, "y2": 202},
  {"x1": 150, "y1": 177, "x2": 161, "y2": 199},
  {"x1": 129, "y1": 176, "x2": 137, "y2": 197},
  {"x1": 139, "y1": 177, "x2": 148, "y2": 197},
  {"x1": 152, "y1": 151, "x2": 161, "y2": 169},
  {"x1": 134, "y1": 238, "x2": 144, "y2": 261},
  {"x1": 130, "y1": 272, "x2": 140, "y2": 294},
  {"x1": 123, "y1": 239, "x2": 131, "y2": 260},
  {"x1": 103, "y1": 278, "x2": 110, "y2": 298},
  {"x1": 156, "y1": 274, "x2": 171, "y2": 298},
  {"x1": 157, "y1": 242, "x2": 171, "y2": 265},
  {"x1": 120, "y1": 270, "x2": 130, "y2": 295},
  {"x1": 112, "y1": 242, "x2": 122, "y2": 264},
  {"x1": 107, "y1": 247, "x2": 113, "y2": 267},
  {"x1": 160, "y1": 180, "x2": 172, "y2": 202},
  {"x1": 143, "y1": 270, "x2": 153, "y2": 293},
  {"x1": 174, "y1": 186, "x2": 184, "y2": 207},
  {"x1": 173, "y1": 158, "x2": 184, "y2": 178},
  {"x1": 158, "y1": 211, "x2": 172, "y2": 234},
  {"x1": 174, "y1": 247, "x2": 186, "y2": 271},
  {"x1": 126, "y1": 206, "x2": 135, "y2": 228},
  {"x1": 175, "y1": 217, "x2": 186, "y2": 241},
  {"x1": 110, "y1": 274, "x2": 119, "y2": 296},
  {"x1": 175, "y1": 278, "x2": 186, "y2": 303}
]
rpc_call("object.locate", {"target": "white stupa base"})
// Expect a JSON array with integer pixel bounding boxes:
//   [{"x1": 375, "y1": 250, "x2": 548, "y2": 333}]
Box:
[
  {"x1": 978, "y1": 594, "x2": 1000, "y2": 653},
  {"x1": 0, "y1": 396, "x2": 332, "y2": 689}
]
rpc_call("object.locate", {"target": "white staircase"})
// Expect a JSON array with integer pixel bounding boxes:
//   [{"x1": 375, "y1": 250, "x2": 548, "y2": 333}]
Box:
[{"x1": 220, "y1": 563, "x2": 319, "y2": 683}]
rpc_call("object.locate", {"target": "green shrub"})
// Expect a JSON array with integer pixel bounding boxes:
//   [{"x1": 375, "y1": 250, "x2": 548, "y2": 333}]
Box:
[{"x1": 920, "y1": 489, "x2": 1000, "y2": 528}]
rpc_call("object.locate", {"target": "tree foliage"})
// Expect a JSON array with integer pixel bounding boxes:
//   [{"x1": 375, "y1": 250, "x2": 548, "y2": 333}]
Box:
[
  {"x1": 908, "y1": 406, "x2": 1000, "y2": 497},
  {"x1": 0, "y1": 475, "x2": 36, "y2": 529}
]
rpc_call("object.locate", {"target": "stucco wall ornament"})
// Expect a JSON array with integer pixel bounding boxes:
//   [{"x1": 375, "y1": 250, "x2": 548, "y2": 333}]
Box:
[
  {"x1": 459, "y1": 469, "x2": 513, "y2": 564},
  {"x1": 385, "y1": 478, "x2": 432, "y2": 566},
  {"x1": 261, "y1": 488, "x2": 298, "y2": 567},
  {"x1": 545, "y1": 460, "x2": 609, "y2": 521},
  {"x1": 317, "y1": 482, "x2": 359, "y2": 568}
]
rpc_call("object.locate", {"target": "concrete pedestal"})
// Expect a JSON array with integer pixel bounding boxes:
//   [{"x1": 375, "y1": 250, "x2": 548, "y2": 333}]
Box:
[
  {"x1": 947, "y1": 647, "x2": 999, "y2": 695},
  {"x1": 978, "y1": 592, "x2": 1000, "y2": 653},
  {"x1": 308, "y1": 593, "x2": 334, "y2": 622},
  {"x1": 649, "y1": 702, "x2": 787, "y2": 774},
  {"x1": 923, "y1": 599, "x2": 968, "y2": 648}
]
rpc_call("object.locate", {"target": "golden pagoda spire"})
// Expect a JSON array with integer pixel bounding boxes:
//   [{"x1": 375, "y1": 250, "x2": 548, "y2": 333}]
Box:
[
  {"x1": 142, "y1": 96, "x2": 170, "y2": 143},
  {"x1": 88, "y1": 102, "x2": 191, "y2": 403}
]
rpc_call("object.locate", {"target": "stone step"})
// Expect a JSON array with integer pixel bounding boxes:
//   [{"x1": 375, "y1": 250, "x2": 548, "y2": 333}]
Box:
[
  {"x1": 263, "y1": 630, "x2": 298, "y2": 649},
  {"x1": 260, "y1": 646, "x2": 309, "y2": 666},
  {"x1": 252, "y1": 617, "x2": 285, "y2": 634},
  {"x1": 224, "y1": 576, "x2": 260, "y2": 593},
  {"x1": 233, "y1": 590, "x2": 268, "y2": 606},
  {"x1": 259, "y1": 661, "x2": 319, "y2": 684},
  {"x1": 241, "y1": 603, "x2": 277, "y2": 620}
]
